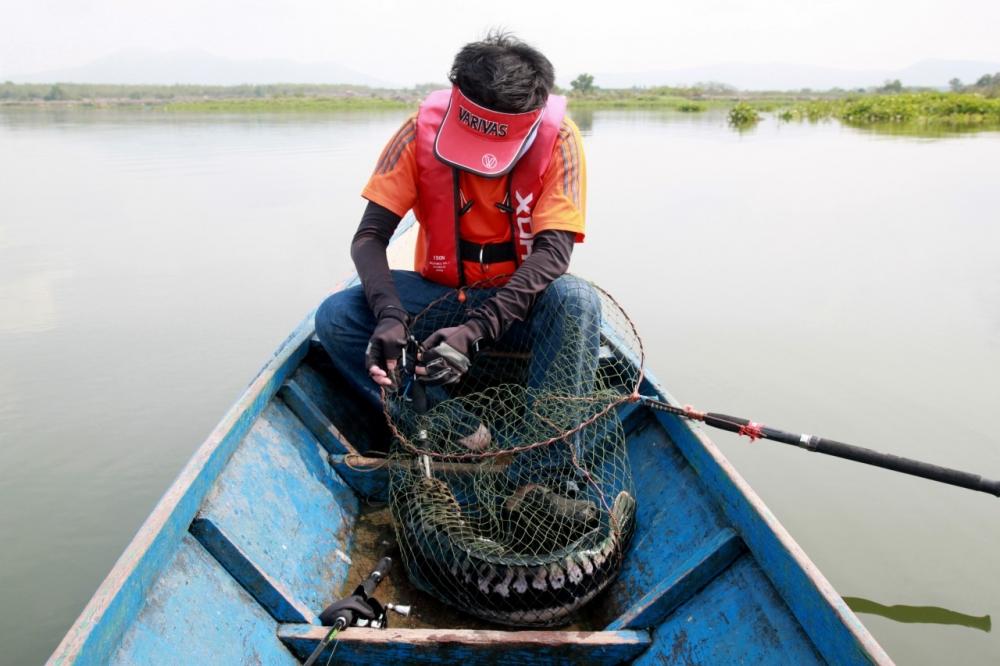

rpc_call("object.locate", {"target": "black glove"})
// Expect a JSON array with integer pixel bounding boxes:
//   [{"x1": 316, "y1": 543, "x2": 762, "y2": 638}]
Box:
[
  {"x1": 418, "y1": 320, "x2": 487, "y2": 386},
  {"x1": 318, "y1": 595, "x2": 376, "y2": 626},
  {"x1": 365, "y1": 307, "x2": 409, "y2": 379}
]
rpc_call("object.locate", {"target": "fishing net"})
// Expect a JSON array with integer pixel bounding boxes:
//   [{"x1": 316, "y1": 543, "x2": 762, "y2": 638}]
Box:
[{"x1": 384, "y1": 275, "x2": 643, "y2": 627}]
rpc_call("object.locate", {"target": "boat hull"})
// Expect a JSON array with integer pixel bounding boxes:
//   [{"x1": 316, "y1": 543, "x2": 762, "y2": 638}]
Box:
[{"x1": 48, "y1": 223, "x2": 891, "y2": 664}]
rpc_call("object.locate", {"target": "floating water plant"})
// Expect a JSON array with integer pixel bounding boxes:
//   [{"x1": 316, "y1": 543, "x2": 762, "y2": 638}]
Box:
[{"x1": 728, "y1": 102, "x2": 761, "y2": 126}]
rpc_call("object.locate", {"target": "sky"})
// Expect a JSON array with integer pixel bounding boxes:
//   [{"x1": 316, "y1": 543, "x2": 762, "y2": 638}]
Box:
[{"x1": 2, "y1": 0, "x2": 999, "y2": 85}]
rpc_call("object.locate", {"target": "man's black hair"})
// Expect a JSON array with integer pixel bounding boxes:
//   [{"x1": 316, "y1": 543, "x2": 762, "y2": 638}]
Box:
[{"x1": 449, "y1": 30, "x2": 555, "y2": 113}]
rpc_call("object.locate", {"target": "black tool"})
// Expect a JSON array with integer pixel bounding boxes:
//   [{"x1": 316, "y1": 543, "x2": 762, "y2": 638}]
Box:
[{"x1": 303, "y1": 556, "x2": 392, "y2": 666}]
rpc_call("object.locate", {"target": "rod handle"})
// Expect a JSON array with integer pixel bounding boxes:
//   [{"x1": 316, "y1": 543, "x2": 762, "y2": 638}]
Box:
[{"x1": 362, "y1": 556, "x2": 392, "y2": 597}]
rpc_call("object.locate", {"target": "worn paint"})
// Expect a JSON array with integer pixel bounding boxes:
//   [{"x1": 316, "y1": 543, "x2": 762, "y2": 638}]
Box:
[
  {"x1": 601, "y1": 410, "x2": 730, "y2": 624},
  {"x1": 279, "y1": 379, "x2": 356, "y2": 456},
  {"x1": 634, "y1": 555, "x2": 824, "y2": 665},
  {"x1": 277, "y1": 625, "x2": 651, "y2": 665},
  {"x1": 192, "y1": 399, "x2": 359, "y2": 622},
  {"x1": 110, "y1": 535, "x2": 299, "y2": 665},
  {"x1": 607, "y1": 527, "x2": 745, "y2": 630}
]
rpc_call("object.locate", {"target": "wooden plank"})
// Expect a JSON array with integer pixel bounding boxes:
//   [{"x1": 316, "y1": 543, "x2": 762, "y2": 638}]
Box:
[
  {"x1": 329, "y1": 454, "x2": 390, "y2": 502},
  {"x1": 191, "y1": 399, "x2": 358, "y2": 623},
  {"x1": 279, "y1": 379, "x2": 357, "y2": 456},
  {"x1": 607, "y1": 527, "x2": 745, "y2": 630},
  {"x1": 47, "y1": 316, "x2": 314, "y2": 666},
  {"x1": 293, "y1": 356, "x2": 391, "y2": 456},
  {"x1": 642, "y1": 371, "x2": 892, "y2": 665},
  {"x1": 634, "y1": 554, "x2": 825, "y2": 665},
  {"x1": 109, "y1": 534, "x2": 299, "y2": 666},
  {"x1": 189, "y1": 518, "x2": 317, "y2": 624},
  {"x1": 277, "y1": 626, "x2": 651, "y2": 666}
]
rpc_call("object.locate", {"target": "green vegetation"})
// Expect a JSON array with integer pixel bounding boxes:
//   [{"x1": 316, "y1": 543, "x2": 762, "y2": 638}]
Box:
[
  {"x1": 5, "y1": 71, "x2": 1000, "y2": 130},
  {"x1": 0, "y1": 82, "x2": 426, "y2": 111},
  {"x1": 782, "y1": 92, "x2": 1000, "y2": 127},
  {"x1": 162, "y1": 96, "x2": 413, "y2": 112},
  {"x1": 727, "y1": 101, "x2": 760, "y2": 126},
  {"x1": 677, "y1": 101, "x2": 707, "y2": 112}
]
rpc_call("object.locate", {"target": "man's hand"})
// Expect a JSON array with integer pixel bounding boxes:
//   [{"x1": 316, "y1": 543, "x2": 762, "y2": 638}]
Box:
[
  {"x1": 366, "y1": 313, "x2": 409, "y2": 387},
  {"x1": 416, "y1": 321, "x2": 486, "y2": 386}
]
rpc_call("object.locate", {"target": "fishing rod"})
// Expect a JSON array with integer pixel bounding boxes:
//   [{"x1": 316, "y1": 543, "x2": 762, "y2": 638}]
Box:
[
  {"x1": 637, "y1": 396, "x2": 1000, "y2": 498},
  {"x1": 303, "y1": 556, "x2": 393, "y2": 666}
]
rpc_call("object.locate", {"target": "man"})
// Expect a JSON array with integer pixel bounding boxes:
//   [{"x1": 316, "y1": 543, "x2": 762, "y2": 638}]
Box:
[{"x1": 315, "y1": 32, "x2": 596, "y2": 447}]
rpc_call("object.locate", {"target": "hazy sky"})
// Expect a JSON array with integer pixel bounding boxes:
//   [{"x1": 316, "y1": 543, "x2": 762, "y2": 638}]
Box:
[{"x1": 2, "y1": 0, "x2": 999, "y2": 83}]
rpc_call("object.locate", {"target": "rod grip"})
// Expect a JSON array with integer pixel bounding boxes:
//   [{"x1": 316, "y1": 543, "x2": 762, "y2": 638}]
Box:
[{"x1": 704, "y1": 413, "x2": 749, "y2": 433}]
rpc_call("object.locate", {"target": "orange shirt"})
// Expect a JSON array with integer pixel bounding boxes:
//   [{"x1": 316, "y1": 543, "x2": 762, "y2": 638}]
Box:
[{"x1": 362, "y1": 113, "x2": 587, "y2": 274}]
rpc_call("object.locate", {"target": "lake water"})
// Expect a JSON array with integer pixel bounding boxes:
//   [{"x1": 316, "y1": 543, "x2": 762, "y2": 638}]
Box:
[{"x1": 1, "y1": 107, "x2": 998, "y2": 664}]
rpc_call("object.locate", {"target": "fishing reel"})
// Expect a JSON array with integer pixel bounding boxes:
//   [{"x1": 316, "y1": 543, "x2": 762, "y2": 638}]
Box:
[
  {"x1": 399, "y1": 334, "x2": 428, "y2": 414},
  {"x1": 317, "y1": 556, "x2": 392, "y2": 630}
]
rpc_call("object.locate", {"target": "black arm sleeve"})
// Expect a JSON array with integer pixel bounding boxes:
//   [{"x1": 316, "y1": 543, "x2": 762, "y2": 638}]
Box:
[
  {"x1": 467, "y1": 229, "x2": 576, "y2": 341},
  {"x1": 350, "y1": 201, "x2": 403, "y2": 319}
]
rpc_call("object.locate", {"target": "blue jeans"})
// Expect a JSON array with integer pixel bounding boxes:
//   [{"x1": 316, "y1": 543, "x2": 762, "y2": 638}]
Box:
[{"x1": 314, "y1": 271, "x2": 601, "y2": 413}]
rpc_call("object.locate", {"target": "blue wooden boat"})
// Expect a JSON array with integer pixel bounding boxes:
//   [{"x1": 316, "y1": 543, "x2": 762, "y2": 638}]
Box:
[{"x1": 48, "y1": 220, "x2": 892, "y2": 665}]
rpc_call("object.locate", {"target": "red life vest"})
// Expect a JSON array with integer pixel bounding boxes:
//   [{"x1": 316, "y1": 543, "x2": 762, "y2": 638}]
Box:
[{"x1": 414, "y1": 89, "x2": 567, "y2": 287}]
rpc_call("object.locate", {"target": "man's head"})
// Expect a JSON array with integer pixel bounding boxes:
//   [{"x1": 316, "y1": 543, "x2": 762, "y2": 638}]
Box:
[{"x1": 449, "y1": 31, "x2": 555, "y2": 113}]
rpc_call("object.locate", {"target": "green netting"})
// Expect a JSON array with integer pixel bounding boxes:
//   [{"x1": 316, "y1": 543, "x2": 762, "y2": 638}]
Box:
[{"x1": 384, "y1": 276, "x2": 642, "y2": 626}]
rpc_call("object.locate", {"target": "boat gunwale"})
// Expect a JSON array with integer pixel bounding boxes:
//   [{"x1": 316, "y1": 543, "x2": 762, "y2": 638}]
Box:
[{"x1": 641, "y1": 368, "x2": 892, "y2": 665}]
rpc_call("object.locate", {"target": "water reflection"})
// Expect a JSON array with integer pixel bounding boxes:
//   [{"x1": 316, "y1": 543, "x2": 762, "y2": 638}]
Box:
[{"x1": 845, "y1": 596, "x2": 992, "y2": 632}]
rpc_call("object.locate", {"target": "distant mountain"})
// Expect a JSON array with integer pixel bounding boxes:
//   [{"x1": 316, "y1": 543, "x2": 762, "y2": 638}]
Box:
[
  {"x1": 7, "y1": 48, "x2": 394, "y2": 87},
  {"x1": 588, "y1": 59, "x2": 1000, "y2": 91},
  {"x1": 10, "y1": 51, "x2": 1000, "y2": 91}
]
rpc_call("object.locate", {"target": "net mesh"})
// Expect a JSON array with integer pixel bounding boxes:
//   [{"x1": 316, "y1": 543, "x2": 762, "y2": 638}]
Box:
[{"x1": 384, "y1": 276, "x2": 643, "y2": 627}]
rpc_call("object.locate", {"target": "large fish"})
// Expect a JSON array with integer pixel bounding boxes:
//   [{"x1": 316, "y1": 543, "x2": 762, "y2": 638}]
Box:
[{"x1": 391, "y1": 473, "x2": 636, "y2": 626}]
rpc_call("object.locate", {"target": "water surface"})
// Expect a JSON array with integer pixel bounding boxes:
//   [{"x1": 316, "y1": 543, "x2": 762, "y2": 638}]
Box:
[{"x1": 1, "y1": 107, "x2": 998, "y2": 664}]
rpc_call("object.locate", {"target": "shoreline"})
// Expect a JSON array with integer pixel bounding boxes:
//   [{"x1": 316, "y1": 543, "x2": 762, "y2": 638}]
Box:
[{"x1": 3, "y1": 89, "x2": 999, "y2": 129}]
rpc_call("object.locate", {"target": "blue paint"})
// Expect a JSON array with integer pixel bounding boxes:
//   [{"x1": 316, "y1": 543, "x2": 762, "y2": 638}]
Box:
[
  {"x1": 602, "y1": 412, "x2": 731, "y2": 622},
  {"x1": 606, "y1": 527, "x2": 745, "y2": 630},
  {"x1": 193, "y1": 399, "x2": 358, "y2": 623},
  {"x1": 289, "y1": 358, "x2": 384, "y2": 455},
  {"x1": 190, "y1": 517, "x2": 317, "y2": 624},
  {"x1": 279, "y1": 379, "x2": 355, "y2": 456},
  {"x1": 614, "y1": 400, "x2": 645, "y2": 435},
  {"x1": 110, "y1": 535, "x2": 299, "y2": 665},
  {"x1": 634, "y1": 555, "x2": 825, "y2": 665}
]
